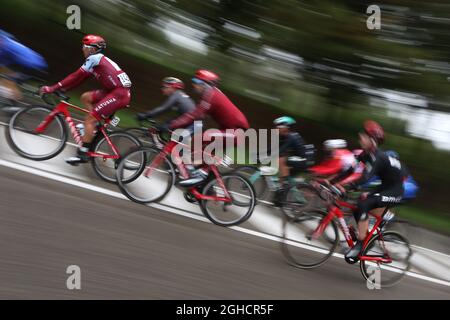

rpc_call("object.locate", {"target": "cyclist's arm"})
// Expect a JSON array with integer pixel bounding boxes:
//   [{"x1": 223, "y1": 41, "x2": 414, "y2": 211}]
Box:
[
  {"x1": 348, "y1": 157, "x2": 379, "y2": 190},
  {"x1": 49, "y1": 68, "x2": 89, "y2": 92},
  {"x1": 310, "y1": 159, "x2": 342, "y2": 176},
  {"x1": 145, "y1": 94, "x2": 178, "y2": 118},
  {"x1": 169, "y1": 100, "x2": 209, "y2": 129},
  {"x1": 331, "y1": 166, "x2": 359, "y2": 185}
]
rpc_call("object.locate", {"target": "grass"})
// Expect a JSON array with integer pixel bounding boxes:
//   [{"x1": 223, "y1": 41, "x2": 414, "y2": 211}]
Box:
[{"x1": 397, "y1": 206, "x2": 450, "y2": 235}]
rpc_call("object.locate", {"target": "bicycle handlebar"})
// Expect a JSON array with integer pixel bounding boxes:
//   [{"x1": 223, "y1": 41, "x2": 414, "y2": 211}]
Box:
[{"x1": 39, "y1": 88, "x2": 69, "y2": 105}]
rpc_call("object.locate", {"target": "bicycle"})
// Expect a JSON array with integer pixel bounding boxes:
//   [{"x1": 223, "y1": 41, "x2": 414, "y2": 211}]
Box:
[
  {"x1": 230, "y1": 165, "x2": 322, "y2": 217},
  {"x1": 281, "y1": 182, "x2": 412, "y2": 287},
  {"x1": 115, "y1": 128, "x2": 257, "y2": 227},
  {"x1": 6, "y1": 90, "x2": 144, "y2": 183}
]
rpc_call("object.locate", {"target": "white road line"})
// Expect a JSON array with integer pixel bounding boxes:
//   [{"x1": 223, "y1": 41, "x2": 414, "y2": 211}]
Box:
[{"x1": 0, "y1": 158, "x2": 449, "y2": 288}]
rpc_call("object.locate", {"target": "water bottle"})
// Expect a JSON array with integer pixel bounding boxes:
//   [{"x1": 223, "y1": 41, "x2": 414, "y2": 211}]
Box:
[{"x1": 76, "y1": 123, "x2": 85, "y2": 137}]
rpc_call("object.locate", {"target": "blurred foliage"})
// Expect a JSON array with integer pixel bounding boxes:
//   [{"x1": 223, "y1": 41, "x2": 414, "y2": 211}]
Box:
[{"x1": 1, "y1": 0, "x2": 450, "y2": 225}]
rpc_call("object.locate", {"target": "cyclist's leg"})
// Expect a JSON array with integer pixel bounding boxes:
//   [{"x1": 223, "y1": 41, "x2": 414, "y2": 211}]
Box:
[
  {"x1": 178, "y1": 129, "x2": 234, "y2": 187},
  {"x1": 80, "y1": 90, "x2": 105, "y2": 144},
  {"x1": 346, "y1": 188, "x2": 403, "y2": 258},
  {"x1": 67, "y1": 88, "x2": 130, "y2": 165},
  {"x1": 279, "y1": 156, "x2": 290, "y2": 182},
  {"x1": 272, "y1": 156, "x2": 290, "y2": 206},
  {"x1": 65, "y1": 90, "x2": 104, "y2": 164}
]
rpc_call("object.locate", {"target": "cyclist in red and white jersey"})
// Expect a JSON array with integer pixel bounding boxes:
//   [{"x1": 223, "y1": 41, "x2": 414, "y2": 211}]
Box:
[
  {"x1": 310, "y1": 139, "x2": 355, "y2": 178},
  {"x1": 310, "y1": 139, "x2": 364, "y2": 192},
  {"x1": 40, "y1": 34, "x2": 132, "y2": 165},
  {"x1": 161, "y1": 69, "x2": 250, "y2": 186}
]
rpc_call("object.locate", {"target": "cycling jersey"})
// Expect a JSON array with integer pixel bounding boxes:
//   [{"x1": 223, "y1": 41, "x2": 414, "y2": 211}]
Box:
[
  {"x1": 54, "y1": 53, "x2": 131, "y2": 92},
  {"x1": 361, "y1": 168, "x2": 419, "y2": 200},
  {"x1": 279, "y1": 132, "x2": 306, "y2": 158},
  {"x1": 0, "y1": 31, "x2": 47, "y2": 71},
  {"x1": 310, "y1": 149, "x2": 356, "y2": 176},
  {"x1": 169, "y1": 87, "x2": 249, "y2": 130},
  {"x1": 145, "y1": 90, "x2": 195, "y2": 118},
  {"x1": 352, "y1": 149, "x2": 405, "y2": 193}
]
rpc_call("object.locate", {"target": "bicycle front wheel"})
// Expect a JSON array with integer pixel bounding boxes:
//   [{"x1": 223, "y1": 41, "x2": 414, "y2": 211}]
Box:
[
  {"x1": 360, "y1": 231, "x2": 411, "y2": 288},
  {"x1": 200, "y1": 173, "x2": 256, "y2": 227},
  {"x1": 281, "y1": 183, "x2": 322, "y2": 218},
  {"x1": 6, "y1": 105, "x2": 67, "y2": 160},
  {"x1": 91, "y1": 131, "x2": 143, "y2": 183},
  {"x1": 281, "y1": 209, "x2": 339, "y2": 269},
  {"x1": 116, "y1": 147, "x2": 175, "y2": 204},
  {"x1": 124, "y1": 127, "x2": 155, "y2": 147}
]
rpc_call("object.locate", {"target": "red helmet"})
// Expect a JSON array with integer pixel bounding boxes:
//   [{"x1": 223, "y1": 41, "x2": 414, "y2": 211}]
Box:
[
  {"x1": 193, "y1": 69, "x2": 219, "y2": 85},
  {"x1": 363, "y1": 120, "x2": 384, "y2": 144},
  {"x1": 82, "y1": 34, "x2": 106, "y2": 51},
  {"x1": 162, "y1": 77, "x2": 184, "y2": 89}
]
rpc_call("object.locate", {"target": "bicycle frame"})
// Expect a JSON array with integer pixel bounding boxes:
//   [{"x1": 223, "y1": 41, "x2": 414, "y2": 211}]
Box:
[
  {"x1": 34, "y1": 100, "x2": 121, "y2": 160},
  {"x1": 143, "y1": 137, "x2": 233, "y2": 203},
  {"x1": 312, "y1": 195, "x2": 393, "y2": 264}
]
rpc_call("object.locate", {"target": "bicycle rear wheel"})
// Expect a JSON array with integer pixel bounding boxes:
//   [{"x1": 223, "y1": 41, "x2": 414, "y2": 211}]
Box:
[
  {"x1": 360, "y1": 231, "x2": 411, "y2": 287},
  {"x1": 116, "y1": 147, "x2": 175, "y2": 204},
  {"x1": 281, "y1": 209, "x2": 339, "y2": 268},
  {"x1": 6, "y1": 105, "x2": 67, "y2": 160},
  {"x1": 91, "y1": 131, "x2": 143, "y2": 183},
  {"x1": 200, "y1": 173, "x2": 256, "y2": 227}
]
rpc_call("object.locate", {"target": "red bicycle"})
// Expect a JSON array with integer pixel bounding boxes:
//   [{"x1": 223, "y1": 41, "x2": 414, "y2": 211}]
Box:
[
  {"x1": 6, "y1": 91, "x2": 144, "y2": 183},
  {"x1": 281, "y1": 183, "x2": 412, "y2": 287},
  {"x1": 115, "y1": 130, "x2": 256, "y2": 227}
]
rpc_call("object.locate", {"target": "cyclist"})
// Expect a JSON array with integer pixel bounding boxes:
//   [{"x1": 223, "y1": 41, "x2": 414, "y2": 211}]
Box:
[
  {"x1": 160, "y1": 69, "x2": 250, "y2": 186},
  {"x1": 40, "y1": 34, "x2": 132, "y2": 165},
  {"x1": 0, "y1": 29, "x2": 47, "y2": 101},
  {"x1": 310, "y1": 139, "x2": 357, "y2": 184},
  {"x1": 137, "y1": 76, "x2": 197, "y2": 158},
  {"x1": 345, "y1": 120, "x2": 405, "y2": 261},
  {"x1": 272, "y1": 116, "x2": 309, "y2": 206},
  {"x1": 136, "y1": 77, "x2": 195, "y2": 130}
]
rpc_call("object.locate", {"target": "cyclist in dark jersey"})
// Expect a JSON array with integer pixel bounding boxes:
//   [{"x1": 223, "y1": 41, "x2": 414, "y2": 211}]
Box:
[
  {"x1": 136, "y1": 77, "x2": 196, "y2": 132},
  {"x1": 345, "y1": 121, "x2": 405, "y2": 261},
  {"x1": 272, "y1": 116, "x2": 307, "y2": 206}
]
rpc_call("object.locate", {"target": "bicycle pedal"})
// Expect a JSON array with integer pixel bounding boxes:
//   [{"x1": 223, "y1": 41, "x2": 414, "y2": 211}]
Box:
[{"x1": 183, "y1": 191, "x2": 198, "y2": 204}]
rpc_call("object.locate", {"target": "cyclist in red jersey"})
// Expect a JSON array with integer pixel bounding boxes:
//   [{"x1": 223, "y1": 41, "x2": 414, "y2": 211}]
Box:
[
  {"x1": 169, "y1": 70, "x2": 249, "y2": 131},
  {"x1": 40, "y1": 34, "x2": 132, "y2": 165},
  {"x1": 162, "y1": 69, "x2": 249, "y2": 186},
  {"x1": 310, "y1": 139, "x2": 362, "y2": 192}
]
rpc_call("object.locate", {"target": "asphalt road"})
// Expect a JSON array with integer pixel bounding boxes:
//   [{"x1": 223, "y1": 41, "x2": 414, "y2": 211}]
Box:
[{"x1": 0, "y1": 166, "x2": 449, "y2": 299}]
